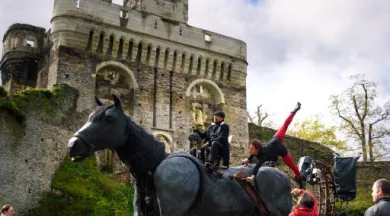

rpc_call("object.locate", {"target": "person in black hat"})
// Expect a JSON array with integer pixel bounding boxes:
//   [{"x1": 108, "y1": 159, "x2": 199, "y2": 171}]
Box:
[{"x1": 194, "y1": 111, "x2": 230, "y2": 171}]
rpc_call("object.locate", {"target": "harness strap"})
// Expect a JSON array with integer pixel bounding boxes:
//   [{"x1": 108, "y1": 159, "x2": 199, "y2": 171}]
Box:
[{"x1": 229, "y1": 171, "x2": 270, "y2": 216}]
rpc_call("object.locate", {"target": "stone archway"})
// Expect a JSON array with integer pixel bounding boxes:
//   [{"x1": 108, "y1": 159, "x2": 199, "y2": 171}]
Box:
[
  {"x1": 155, "y1": 134, "x2": 172, "y2": 153},
  {"x1": 94, "y1": 61, "x2": 138, "y2": 171},
  {"x1": 94, "y1": 61, "x2": 138, "y2": 116},
  {"x1": 185, "y1": 79, "x2": 225, "y2": 130}
]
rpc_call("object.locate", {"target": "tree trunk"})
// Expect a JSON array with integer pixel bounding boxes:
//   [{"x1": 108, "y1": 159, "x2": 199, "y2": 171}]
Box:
[
  {"x1": 361, "y1": 137, "x2": 367, "y2": 162},
  {"x1": 368, "y1": 124, "x2": 374, "y2": 162}
]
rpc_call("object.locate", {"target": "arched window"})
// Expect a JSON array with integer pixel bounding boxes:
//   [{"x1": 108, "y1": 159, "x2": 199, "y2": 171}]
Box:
[
  {"x1": 196, "y1": 57, "x2": 202, "y2": 76},
  {"x1": 86, "y1": 30, "x2": 93, "y2": 51},
  {"x1": 136, "y1": 42, "x2": 143, "y2": 69},
  {"x1": 106, "y1": 35, "x2": 115, "y2": 56},
  {"x1": 128, "y1": 40, "x2": 133, "y2": 60},
  {"x1": 96, "y1": 32, "x2": 105, "y2": 54},
  {"x1": 146, "y1": 45, "x2": 152, "y2": 63},
  {"x1": 155, "y1": 47, "x2": 161, "y2": 68},
  {"x1": 117, "y1": 37, "x2": 124, "y2": 58}
]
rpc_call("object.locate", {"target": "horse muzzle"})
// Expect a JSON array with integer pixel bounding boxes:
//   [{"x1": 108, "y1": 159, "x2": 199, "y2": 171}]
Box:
[{"x1": 68, "y1": 136, "x2": 92, "y2": 162}]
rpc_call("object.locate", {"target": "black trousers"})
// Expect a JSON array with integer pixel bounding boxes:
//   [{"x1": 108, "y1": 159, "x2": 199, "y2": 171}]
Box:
[{"x1": 208, "y1": 141, "x2": 230, "y2": 167}]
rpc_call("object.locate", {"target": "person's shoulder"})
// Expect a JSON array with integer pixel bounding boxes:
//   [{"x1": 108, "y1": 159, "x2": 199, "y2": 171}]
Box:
[
  {"x1": 364, "y1": 204, "x2": 376, "y2": 216},
  {"x1": 220, "y1": 122, "x2": 229, "y2": 127}
]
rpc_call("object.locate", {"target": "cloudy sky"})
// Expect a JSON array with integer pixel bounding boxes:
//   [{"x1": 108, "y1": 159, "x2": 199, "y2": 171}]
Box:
[{"x1": 1, "y1": 0, "x2": 389, "y2": 129}]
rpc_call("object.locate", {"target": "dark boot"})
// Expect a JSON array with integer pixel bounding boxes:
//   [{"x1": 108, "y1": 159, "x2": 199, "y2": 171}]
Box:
[{"x1": 205, "y1": 162, "x2": 223, "y2": 177}]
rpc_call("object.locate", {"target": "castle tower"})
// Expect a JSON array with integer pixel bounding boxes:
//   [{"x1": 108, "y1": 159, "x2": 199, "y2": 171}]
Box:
[
  {"x1": 0, "y1": 0, "x2": 249, "y2": 169},
  {"x1": 0, "y1": 24, "x2": 46, "y2": 94},
  {"x1": 47, "y1": 0, "x2": 249, "y2": 156}
]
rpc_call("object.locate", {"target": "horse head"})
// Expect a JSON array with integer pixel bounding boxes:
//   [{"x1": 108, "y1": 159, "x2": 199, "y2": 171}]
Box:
[{"x1": 68, "y1": 95, "x2": 129, "y2": 162}]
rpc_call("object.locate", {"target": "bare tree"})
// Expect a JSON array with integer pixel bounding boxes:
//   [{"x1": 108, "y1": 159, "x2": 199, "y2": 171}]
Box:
[
  {"x1": 247, "y1": 104, "x2": 270, "y2": 127},
  {"x1": 330, "y1": 75, "x2": 390, "y2": 161}
]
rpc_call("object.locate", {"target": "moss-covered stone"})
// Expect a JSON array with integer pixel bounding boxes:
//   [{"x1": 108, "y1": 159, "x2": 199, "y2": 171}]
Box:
[
  {"x1": 27, "y1": 156, "x2": 134, "y2": 216},
  {"x1": 0, "y1": 85, "x2": 74, "y2": 124}
]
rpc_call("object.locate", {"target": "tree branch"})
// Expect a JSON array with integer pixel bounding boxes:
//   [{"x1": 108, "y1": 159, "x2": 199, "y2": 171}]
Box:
[
  {"x1": 247, "y1": 111, "x2": 255, "y2": 124},
  {"x1": 335, "y1": 102, "x2": 362, "y2": 138},
  {"x1": 259, "y1": 112, "x2": 269, "y2": 124},
  {"x1": 352, "y1": 95, "x2": 363, "y2": 122},
  {"x1": 361, "y1": 83, "x2": 369, "y2": 120},
  {"x1": 371, "y1": 110, "x2": 389, "y2": 126}
]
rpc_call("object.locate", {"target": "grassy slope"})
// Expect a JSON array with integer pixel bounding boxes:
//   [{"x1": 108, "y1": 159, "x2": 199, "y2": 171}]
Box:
[{"x1": 27, "y1": 156, "x2": 134, "y2": 216}]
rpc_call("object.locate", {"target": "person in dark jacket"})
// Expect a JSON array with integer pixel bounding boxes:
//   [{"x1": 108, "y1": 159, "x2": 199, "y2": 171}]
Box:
[
  {"x1": 243, "y1": 102, "x2": 303, "y2": 188},
  {"x1": 365, "y1": 178, "x2": 390, "y2": 216},
  {"x1": 195, "y1": 111, "x2": 230, "y2": 170}
]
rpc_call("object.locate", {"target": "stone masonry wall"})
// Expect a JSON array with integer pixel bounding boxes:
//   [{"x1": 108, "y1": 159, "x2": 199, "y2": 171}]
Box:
[
  {"x1": 0, "y1": 85, "x2": 81, "y2": 215},
  {"x1": 355, "y1": 162, "x2": 390, "y2": 197},
  {"x1": 51, "y1": 44, "x2": 249, "y2": 160}
]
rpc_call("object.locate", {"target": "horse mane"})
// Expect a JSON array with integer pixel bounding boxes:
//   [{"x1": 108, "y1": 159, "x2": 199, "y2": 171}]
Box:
[{"x1": 116, "y1": 116, "x2": 168, "y2": 181}]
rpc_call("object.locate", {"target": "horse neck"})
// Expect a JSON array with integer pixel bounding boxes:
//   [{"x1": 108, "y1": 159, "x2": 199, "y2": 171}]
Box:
[{"x1": 116, "y1": 117, "x2": 168, "y2": 180}]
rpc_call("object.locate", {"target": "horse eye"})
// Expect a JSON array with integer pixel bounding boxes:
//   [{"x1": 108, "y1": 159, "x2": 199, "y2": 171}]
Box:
[{"x1": 106, "y1": 116, "x2": 115, "y2": 122}]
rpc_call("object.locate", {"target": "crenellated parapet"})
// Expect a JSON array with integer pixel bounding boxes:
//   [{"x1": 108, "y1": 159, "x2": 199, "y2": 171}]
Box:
[{"x1": 50, "y1": 0, "x2": 247, "y2": 86}]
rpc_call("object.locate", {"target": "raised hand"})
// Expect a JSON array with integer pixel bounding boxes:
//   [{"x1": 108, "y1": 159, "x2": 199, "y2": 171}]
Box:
[{"x1": 246, "y1": 175, "x2": 255, "y2": 182}]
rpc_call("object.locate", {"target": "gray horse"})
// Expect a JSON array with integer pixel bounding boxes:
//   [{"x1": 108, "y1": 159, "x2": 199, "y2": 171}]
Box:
[{"x1": 68, "y1": 95, "x2": 292, "y2": 216}]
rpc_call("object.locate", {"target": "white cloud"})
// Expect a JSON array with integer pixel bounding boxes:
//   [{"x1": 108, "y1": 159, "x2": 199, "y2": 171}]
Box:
[{"x1": 189, "y1": 0, "x2": 390, "y2": 128}]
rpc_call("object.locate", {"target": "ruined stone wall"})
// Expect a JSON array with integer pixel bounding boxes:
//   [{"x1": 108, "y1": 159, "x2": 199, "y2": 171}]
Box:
[
  {"x1": 0, "y1": 85, "x2": 81, "y2": 215},
  {"x1": 356, "y1": 162, "x2": 390, "y2": 195}
]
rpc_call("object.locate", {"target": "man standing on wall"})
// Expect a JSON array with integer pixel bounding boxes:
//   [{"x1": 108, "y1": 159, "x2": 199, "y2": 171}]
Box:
[
  {"x1": 194, "y1": 111, "x2": 230, "y2": 171},
  {"x1": 365, "y1": 178, "x2": 390, "y2": 216}
]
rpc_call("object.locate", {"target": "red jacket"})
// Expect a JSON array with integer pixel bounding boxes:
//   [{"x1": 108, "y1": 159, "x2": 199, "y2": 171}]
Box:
[{"x1": 289, "y1": 189, "x2": 319, "y2": 216}]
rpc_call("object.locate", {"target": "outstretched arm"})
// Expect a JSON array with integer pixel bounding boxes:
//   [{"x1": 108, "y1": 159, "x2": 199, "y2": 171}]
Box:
[
  {"x1": 274, "y1": 102, "x2": 301, "y2": 142},
  {"x1": 246, "y1": 156, "x2": 266, "y2": 182}
]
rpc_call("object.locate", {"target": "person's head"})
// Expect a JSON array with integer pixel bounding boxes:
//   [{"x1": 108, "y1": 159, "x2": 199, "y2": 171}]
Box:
[
  {"x1": 295, "y1": 193, "x2": 315, "y2": 209},
  {"x1": 1, "y1": 204, "x2": 15, "y2": 216},
  {"x1": 249, "y1": 140, "x2": 262, "y2": 156},
  {"x1": 213, "y1": 111, "x2": 225, "y2": 123},
  {"x1": 372, "y1": 178, "x2": 390, "y2": 202}
]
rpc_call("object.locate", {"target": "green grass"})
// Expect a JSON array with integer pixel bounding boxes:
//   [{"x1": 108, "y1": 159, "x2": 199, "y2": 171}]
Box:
[
  {"x1": 338, "y1": 187, "x2": 373, "y2": 216},
  {"x1": 27, "y1": 156, "x2": 134, "y2": 216}
]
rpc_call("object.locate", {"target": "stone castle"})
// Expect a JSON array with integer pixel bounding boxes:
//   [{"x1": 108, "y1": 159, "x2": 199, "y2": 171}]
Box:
[{"x1": 0, "y1": 0, "x2": 249, "y2": 156}]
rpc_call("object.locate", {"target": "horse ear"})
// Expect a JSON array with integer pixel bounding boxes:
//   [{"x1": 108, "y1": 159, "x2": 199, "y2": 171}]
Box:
[
  {"x1": 112, "y1": 94, "x2": 122, "y2": 109},
  {"x1": 95, "y1": 96, "x2": 104, "y2": 106}
]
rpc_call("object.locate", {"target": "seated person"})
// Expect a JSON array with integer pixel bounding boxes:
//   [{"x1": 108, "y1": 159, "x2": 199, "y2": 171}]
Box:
[
  {"x1": 194, "y1": 111, "x2": 230, "y2": 170},
  {"x1": 243, "y1": 102, "x2": 303, "y2": 188}
]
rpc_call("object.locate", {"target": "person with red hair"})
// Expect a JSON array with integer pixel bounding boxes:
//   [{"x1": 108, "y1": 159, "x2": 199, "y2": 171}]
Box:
[{"x1": 289, "y1": 188, "x2": 319, "y2": 216}]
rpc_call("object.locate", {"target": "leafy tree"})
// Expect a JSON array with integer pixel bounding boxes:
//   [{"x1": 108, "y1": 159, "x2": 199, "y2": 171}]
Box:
[
  {"x1": 288, "y1": 114, "x2": 347, "y2": 152},
  {"x1": 330, "y1": 75, "x2": 390, "y2": 162}
]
